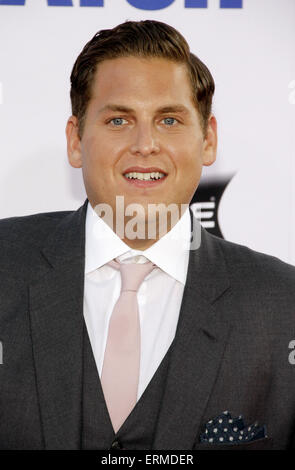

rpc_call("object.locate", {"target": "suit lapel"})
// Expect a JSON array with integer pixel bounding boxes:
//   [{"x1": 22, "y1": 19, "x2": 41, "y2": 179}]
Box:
[
  {"x1": 29, "y1": 199, "x2": 88, "y2": 449},
  {"x1": 152, "y1": 210, "x2": 232, "y2": 450}
]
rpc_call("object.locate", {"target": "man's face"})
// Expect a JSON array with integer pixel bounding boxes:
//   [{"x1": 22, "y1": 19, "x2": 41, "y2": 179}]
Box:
[{"x1": 66, "y1": 56, "x2": 217, "y2": 242}]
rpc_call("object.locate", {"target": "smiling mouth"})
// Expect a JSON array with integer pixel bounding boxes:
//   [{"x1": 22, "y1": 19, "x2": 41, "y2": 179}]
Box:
[
  {"x1": 122, "y1": 171, "x2": 168, "y2": 187},
  {"x1": 124, "y1": 171, "x2": 166, "y2": 181}
]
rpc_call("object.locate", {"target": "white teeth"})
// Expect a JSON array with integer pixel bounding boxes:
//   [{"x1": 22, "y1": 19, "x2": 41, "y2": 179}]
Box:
[{"x1": 124, "y1": 171, "x2": 165, "y2": 181}]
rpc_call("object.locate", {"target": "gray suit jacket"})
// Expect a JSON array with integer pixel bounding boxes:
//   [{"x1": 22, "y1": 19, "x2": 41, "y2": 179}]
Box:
[{"x1": 0, "y1": 198, "x2": 295, "y2": 450}]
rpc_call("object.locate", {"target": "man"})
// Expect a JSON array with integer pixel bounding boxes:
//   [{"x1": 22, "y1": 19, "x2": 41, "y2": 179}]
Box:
[{"x1": 0, "y1": 20, "x2": 295, "y2": 450}]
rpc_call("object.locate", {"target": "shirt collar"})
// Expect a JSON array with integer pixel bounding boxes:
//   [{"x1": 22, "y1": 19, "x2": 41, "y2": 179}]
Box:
[{"x1": 84, "y1": 201, "x2": 191, "y2": 284}]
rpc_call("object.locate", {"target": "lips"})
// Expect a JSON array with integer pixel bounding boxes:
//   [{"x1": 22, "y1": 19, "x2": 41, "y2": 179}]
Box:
[
  {"x1": 122, "y1": 175, "x2": 167, "y2": 188},
  {"x1": 123, "y1": 166, "x2": 167, "y2": 175}
]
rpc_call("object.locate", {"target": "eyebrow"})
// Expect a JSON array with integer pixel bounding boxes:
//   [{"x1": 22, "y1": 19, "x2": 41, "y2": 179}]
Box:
[{"x1": 97, "y1": 104, "x2": 190, "y2": 115}]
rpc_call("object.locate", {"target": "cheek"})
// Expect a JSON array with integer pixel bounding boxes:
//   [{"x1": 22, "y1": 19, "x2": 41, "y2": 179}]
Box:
[
  {"x1": 82, "y1": 135, "x2": 109, "y2": 171},
  {"x1": 171, "y1": 139, "x2": 203, "y2": 175}
]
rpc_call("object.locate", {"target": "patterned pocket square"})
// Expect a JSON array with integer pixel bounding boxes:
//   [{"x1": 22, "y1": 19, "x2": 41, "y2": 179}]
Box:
[{"x1": 200, "y1": 411, "x2": 267, "y2": 444}]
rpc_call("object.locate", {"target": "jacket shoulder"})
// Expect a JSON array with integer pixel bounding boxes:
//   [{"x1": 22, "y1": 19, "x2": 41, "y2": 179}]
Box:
[
  {"x1": 206, "y1": 230, "x2": 295, "y2": 288},
  {"x1": 0, "y1": 210, "x2": 73, "y2": 248},
  {"x1": 0, "y1": 209, "x2": 76, "y2": 284}
]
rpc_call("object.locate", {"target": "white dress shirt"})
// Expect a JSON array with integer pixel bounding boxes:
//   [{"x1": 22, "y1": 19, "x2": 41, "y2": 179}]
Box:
[{"x1": 83, "y1": 201, "x2": 192, "y2": 401}]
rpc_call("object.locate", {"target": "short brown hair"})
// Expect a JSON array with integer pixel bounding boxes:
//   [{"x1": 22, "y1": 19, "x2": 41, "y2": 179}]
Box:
[{"x1": 70, "y1": 20, "x2": 215, "y2": 138}]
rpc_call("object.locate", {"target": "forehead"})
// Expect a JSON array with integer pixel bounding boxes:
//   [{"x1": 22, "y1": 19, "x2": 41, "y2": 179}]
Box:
[{"x1": 89, "y1": 56, "x2": 195, "y2": 108}]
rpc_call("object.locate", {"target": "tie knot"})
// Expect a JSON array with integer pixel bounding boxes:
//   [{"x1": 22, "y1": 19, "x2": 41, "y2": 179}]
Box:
[{"x1": 108, "y1": 259, "x2": 155, "y2": 293}]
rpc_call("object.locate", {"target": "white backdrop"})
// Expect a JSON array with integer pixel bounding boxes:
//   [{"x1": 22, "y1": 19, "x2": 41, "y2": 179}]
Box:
[{"x1": 0, "y1": 0, "x2": 294, "y2": 263}]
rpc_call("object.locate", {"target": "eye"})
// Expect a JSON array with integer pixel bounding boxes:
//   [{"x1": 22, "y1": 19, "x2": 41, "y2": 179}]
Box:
[
  {"x1": 109, "y1": 117, "x2": 128, "y2": 126},
  {"x1": 162, "y1": 117, "x2": 177, "y2": 126}
]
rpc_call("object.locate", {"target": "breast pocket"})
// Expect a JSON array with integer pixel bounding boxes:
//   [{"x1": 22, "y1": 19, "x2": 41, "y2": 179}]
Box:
[{"x1": 193, "y1": 437, "x2": 273, "y2": 450}]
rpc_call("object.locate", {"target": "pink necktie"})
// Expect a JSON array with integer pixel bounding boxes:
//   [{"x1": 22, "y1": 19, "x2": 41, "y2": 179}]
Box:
[{"x1": 101, "y1": 258, "x2": 155, "y2": 434}]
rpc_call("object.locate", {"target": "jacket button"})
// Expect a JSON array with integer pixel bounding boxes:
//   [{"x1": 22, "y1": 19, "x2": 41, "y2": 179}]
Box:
[{"x1": 110, "y1": 439, "x2": 122, "y2": 449}]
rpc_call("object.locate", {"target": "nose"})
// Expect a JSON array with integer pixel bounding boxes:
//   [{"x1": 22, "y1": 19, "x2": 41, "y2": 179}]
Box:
[{"x1": 129, "y1": 122, "x2": 160, "y2": 156}]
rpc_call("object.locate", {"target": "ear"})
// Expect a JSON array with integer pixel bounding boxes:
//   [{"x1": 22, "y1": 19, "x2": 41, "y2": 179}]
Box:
[
  {"x1": 202, "y1": 114, "x2": 217, "y2": 167},
  {"x1": 65, "y1": 115, "x2": 82, "y2": 168}
]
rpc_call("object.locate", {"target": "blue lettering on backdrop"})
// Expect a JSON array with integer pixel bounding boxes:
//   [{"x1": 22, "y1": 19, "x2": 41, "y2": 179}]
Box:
[
  {"x1": 220, "y1": 0, "x2": 242, "y2": 7},
  {"x1": 80, "y1": 0, "x2": 103, "y2": 5},
  {"x1": 47, "y1": 0, "x2": 72, "y2": 5},
  {"x1": 126, "y1": 0, "x2": 174, "y2": 10},
  {"x1": 185, "y1": 0, "x2": 207, "y2": 7},
  {"x1": 0, "y1": 1, "x2": 26, "y2": 4},
  {"x1": 0, "y1": 0, "x2": 243, "y2": 7}
]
